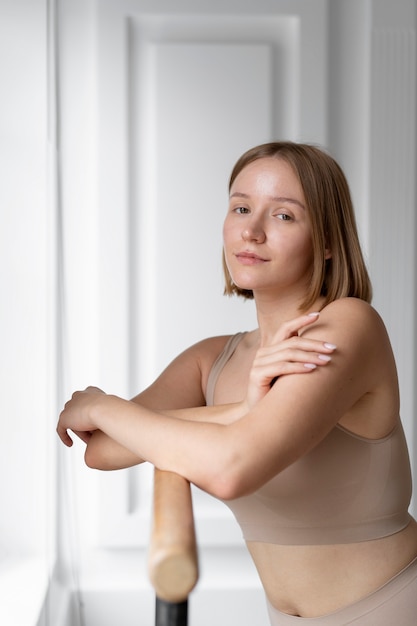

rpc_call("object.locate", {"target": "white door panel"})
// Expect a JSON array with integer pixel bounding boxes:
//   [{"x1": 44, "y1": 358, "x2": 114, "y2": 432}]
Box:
[
  {"x1": 94, "y1": 0, "x2": 328, "y2": 556},
  {"x1": 58, "y1": 1, "x2": 328, "y2": 621}
]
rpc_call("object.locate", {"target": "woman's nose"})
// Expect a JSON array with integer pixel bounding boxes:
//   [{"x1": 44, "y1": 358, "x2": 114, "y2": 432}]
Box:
[{"x1": 241, "y1": 219, "x2": 266, "y2": 243}]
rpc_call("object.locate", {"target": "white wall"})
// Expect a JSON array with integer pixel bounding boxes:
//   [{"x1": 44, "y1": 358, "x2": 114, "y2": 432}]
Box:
[
  {"x1": 0, "y1": 0, "x2": 51, "y2": 563},
  {"x1": 328, "y1": 0, "x2": 417, "y2": 475},
  {"x1": 0, "y1": 0, "x2": 55, "y2": 624}
]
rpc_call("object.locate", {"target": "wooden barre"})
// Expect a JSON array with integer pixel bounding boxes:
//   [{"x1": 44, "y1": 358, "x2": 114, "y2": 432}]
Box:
[{"x1": 148, "y1": 468, "x2": 199, "y2": 603}]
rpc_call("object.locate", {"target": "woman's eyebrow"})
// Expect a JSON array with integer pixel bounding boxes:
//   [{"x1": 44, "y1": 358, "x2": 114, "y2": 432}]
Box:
[
  {"x1": 229, "y1": 191, "x2": 305, "y2": 210},
  {"x1": 229, "y1": 192, "x2": 250, "y2": 199},
  {"x1": 272, "y1": 196, "x2": 306, "y2": 210}
]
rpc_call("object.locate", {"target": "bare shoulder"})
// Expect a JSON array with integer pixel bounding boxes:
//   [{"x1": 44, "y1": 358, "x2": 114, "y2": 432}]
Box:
[
  {"x1": 321, "y1": 297, "x2": 383, "y2": 324},
  {"x1": 316, "y1": 299, "x2": 398, "y2": 437},
  {"x1": 305, "y1": 298, "x2": 389, "y2": 345},
  {"x1": 182, "y1": 334, "x2": 236, "y2": 367},
  {"x1": 301, "y1": 297, "x2": 396, "y2": 385},
  {"x1": 134, "y1": 334, "x2": 234, "y2": 409},
  {"x1": 309, "y1": 297, "x2": 396, "y2": 391},
  {"x1": 158, "y1": 334, "x2": 234, "y2": 371},
  {"x1": 184, "y1": 334, "x2": 239, "y2": 390}
]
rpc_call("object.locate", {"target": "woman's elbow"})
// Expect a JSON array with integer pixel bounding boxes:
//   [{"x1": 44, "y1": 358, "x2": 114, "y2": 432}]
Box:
[
  {"x1": 84, "y1": 439, "x2": 116, "y2": 470},
  {"x1": 84, "y1": 445, "x2": 105, "y2": 470},
  {"x1": 84, "y1": 441, "x2": 144, "y2": 471},
  {"x1": 203, "y1": 459, "x2": 252, "y2": 501}
]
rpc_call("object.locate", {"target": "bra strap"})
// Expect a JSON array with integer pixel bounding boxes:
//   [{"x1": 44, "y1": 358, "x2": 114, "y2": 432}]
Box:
[{"x1": 205, "y1": 333, "x2": 245, "y2": 405}]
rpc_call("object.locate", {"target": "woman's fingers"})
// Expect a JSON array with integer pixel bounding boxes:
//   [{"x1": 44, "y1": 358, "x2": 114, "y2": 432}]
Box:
[
  {"x1": 247, "y1": 337, "x2": 337, "y2": 406},
  {"x1": 57, "y1": 422, "x2": 74, "y2": 447},
  {"x1": 254, "y1": 338, "x2": 336, "y2": 366},
  {"x1": 274, "y1": 312, "x2": 320, "y2": 342},
  {"x1": 56, "y1": 387, "x2": 104, "y2": 447},
  {"x1": 246, "y1": 313, "x2": 337, "y2": 407}
]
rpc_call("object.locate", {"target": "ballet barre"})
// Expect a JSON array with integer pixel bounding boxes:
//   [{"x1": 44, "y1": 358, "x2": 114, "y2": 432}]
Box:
[{"x1": 148, "y1": 469, "x2": 199, "y2": 626}]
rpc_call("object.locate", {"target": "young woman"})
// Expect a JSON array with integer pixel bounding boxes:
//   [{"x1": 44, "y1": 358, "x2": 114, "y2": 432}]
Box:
[{"x1": 57, "y1": 142, "x2": 417, "y2": 624}]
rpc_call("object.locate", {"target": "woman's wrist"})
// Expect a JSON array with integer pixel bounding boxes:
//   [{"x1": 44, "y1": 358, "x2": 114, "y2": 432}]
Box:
[{"x1": 90, "y1": 393, "x2": 121, "y2": 431}]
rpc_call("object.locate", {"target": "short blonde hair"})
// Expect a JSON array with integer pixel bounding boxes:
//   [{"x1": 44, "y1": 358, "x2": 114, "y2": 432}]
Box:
[{"x1": 223, "y1": 141, "x2": 372, "y2": 310}]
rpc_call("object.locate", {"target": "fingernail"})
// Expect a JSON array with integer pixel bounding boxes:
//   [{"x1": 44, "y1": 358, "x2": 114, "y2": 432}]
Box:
[
  {"x1": 307, "y1": 312, "x2": 320, "y2": 317},
  {"x1": 324, "y1": 343, "x2": 337, "y2": 350},
  {"x1": 318, "y1": 354, "x2": 332, "y2": 362},
  {"x1": 304, "y1": 363, "x2": 317, "y2": 369}
]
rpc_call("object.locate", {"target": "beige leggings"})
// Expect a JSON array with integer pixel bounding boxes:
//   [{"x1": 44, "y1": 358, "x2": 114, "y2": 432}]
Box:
[{"x1": 266, "y1": 556, "x2": 417, "y2": 625}]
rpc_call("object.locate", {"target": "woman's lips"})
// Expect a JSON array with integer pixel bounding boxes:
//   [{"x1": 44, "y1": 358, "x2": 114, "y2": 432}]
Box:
[{"x1": 235, "y1": 251, "x2": 268, "y2": 265}]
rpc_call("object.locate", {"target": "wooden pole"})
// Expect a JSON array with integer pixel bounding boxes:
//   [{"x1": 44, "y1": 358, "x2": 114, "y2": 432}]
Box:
[{"x1": 148, "y1": 468, "x2": 199, "y2": 625}]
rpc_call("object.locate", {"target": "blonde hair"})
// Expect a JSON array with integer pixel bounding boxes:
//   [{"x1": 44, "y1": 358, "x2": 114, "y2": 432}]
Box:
[{"x1": 223, "y1": 141, "x2": 372, "y2": 310}]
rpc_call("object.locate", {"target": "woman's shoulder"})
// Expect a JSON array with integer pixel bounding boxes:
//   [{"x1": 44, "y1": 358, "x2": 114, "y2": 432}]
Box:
[
  {"x1": 300, "y1": 298, "x2": 391, "y2": 355},
  {"x1": 322, "y1": 296, "x2": 374, "y2": 313},
  {"x1": 321, "y1": 297, "x2": 385, "y2": 329},
  {"x1": 184, "y1": 334, "x2": 245, "y2": 393},
  {"x1": 318, "y1": 301, "x2": 398, "y2": 437},
  {"x1": 171, "y1": 332, "x2": 250, "y2": 372},
  {"x1": 315, "y1": 297, "x2": 392, "y2": 357},
  {"x1": 140, "y1": 334, "x2": 241, "y2": 408},
  {"x1": 183, "y1": 333, "x2": 238, "y2": 366},
  {"x1": 189, "y1": 333, "x2": 239, "y2": 354}
]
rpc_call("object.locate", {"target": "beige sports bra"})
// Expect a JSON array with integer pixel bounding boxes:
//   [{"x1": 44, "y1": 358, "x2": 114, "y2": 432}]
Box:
[{"x1": 206, "y1": 333, "x2": 412, "y2": 545}]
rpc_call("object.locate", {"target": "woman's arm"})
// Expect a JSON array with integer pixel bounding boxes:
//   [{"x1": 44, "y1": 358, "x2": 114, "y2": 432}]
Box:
[
  {"x1": 84, "y1": 335, "x2": 233, "y2": 470},
  {"x1": 75, "y1": 313, "x2": 334, "y2": 471},
  {"x1": 58, "y1": 299, "x2": 390, "y2": 498},
  {"x1": 84, "y1": 403, "x2": 248, "y2": 470}
]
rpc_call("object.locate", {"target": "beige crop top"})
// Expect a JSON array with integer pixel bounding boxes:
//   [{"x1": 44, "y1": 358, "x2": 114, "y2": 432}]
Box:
[{"x1": 206, "y1": 333, "x2": 412, "y2": 545}]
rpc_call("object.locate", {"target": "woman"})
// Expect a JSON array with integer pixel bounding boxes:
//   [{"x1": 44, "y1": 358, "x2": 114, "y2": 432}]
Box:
[{"x1": 57, "y1": 142, "x2": 417, "y2": 624}]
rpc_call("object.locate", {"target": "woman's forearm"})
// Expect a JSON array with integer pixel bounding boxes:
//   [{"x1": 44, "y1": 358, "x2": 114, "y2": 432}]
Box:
[
  {"x1": 88, "y1": 395, "x2": 240, "y2": 496},
  {"x1": 163, "y1": 402, "x2": 246, "y2": 424},
  {"x1": 85, "y1": 400, "x2": 247, "y2": 471},
  {"x1": 85, "y1": 429, "x2": 145, "y2": 470}
]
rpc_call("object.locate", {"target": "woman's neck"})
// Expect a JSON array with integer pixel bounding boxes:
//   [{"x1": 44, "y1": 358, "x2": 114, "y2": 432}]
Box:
[{"x1": 254, "y1": 293, "x2": 325, "y2": 347}]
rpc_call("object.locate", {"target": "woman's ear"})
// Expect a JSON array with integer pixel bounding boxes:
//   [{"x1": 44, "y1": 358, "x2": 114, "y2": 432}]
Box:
[{"x1": 324, "y1": 247, "x2": 332, "y2": 260}]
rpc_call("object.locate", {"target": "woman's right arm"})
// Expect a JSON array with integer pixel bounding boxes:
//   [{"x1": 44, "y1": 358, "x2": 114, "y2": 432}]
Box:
[{"x1": 84, "y1": 335, "x2": 233, "y2": 470}]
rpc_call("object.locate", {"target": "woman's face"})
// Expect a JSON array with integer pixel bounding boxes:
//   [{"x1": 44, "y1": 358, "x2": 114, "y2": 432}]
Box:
[{"x1": 223, "y1": 157, "x2": 314, "y2": 299}]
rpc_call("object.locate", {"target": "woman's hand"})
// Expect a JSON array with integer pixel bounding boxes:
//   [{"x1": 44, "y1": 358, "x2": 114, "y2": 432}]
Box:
[
  {"x1": 57, "y1": 386, "x2": 106, "y2": 447},
  {"x1": 246, "y1": 313, "x2": 336, "y2": 408}
]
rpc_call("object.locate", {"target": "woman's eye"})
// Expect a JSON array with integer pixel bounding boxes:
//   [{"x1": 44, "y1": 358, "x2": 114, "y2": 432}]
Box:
[
  {"x1": 234, "y1": 206, "x2": 250, "y2": 214},
  {"x1": 277, "y1": 213, "x2": 292, "y2": 221}
]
